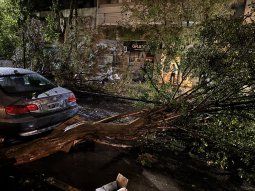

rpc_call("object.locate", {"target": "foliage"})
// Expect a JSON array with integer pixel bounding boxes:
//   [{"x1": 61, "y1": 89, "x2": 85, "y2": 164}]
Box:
[
  {"x1": 125, "y1": 0, "x2": 255, "y2": 184},
  {"x1": 0, "y1": 0, "x2": 20, "y2": 59},
  {"x1": 54, "y1": 30, "x2": 95, "y2": 85},
  {"x1": 194, "y1": 114, "x2": 255, "y2": 182},
  {"x1": 13, "y1": 17, "x2": 57, "y2": 73},
  {"x1": 178, "y1": 16, "x2": 255, "y2": 183},
  {"x1": 177, "y1": 17, "x2": 255, "y2": 115},
  {"x1": 122, "y1": 0, "x2": 234, "y2": 103},
  {"x1": 44, "y1": 15, "x2": 60, "y2": 43},
  {"x1": 44, "y1": 0, "x2": 60, "y2": 43},
  {"x1": 0, "y1": 0, "x2": 56, "y2": 69}
]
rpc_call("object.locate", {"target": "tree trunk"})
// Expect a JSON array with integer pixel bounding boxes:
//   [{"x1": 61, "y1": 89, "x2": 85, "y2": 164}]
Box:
[{"x1": 1, "y1": 115, "x2": 146, "y2": 165}]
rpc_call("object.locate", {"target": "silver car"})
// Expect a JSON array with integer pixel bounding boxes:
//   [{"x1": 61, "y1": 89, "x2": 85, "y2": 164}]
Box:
[{"x1": 0, "y1": 67, "x2": 78, "y2": 138}]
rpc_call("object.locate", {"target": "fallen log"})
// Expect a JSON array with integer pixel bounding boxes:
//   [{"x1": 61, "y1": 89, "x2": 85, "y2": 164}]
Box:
[
  {"x1": 0, "y1": 104, "x2": 184, "y2": 166},
  {"x1": 1, "y1": 115, "x2": 147, "y2": 165}
]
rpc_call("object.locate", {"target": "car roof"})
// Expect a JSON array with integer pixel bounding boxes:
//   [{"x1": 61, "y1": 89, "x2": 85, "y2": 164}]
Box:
[{"x1": 0, "y1": 67, "x2": 35, "y2": 76}]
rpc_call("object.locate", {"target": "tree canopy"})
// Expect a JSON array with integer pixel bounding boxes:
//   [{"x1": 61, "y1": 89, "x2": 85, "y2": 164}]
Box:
[{"x1": 0, "y1": 0, "x2": 20, "y2": 58}]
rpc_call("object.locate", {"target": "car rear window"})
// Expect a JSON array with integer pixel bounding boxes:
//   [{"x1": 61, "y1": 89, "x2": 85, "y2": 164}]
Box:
[{"x1": 0, "y1": 73, "x2": 56, "y2": 94}]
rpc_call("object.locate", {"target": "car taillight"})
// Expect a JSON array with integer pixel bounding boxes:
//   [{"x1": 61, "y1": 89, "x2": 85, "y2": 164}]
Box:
[
  {"x1": 26, "y1": 104, "x2": 39, "y2": 112},
  {"x1": 5, "y1": 104, "x2": 39, "y2": 115},
  {"x1": 68, "y1": 95, "x2": 77, "y2": 103}
]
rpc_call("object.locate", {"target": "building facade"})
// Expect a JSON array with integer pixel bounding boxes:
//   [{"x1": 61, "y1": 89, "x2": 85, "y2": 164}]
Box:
[{"x1": 35, "y1": 0, "x2": 249, "y2": 86}]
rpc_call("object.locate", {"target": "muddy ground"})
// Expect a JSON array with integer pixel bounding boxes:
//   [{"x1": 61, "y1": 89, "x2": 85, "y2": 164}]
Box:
[{"x1": 0, "y1": 96, "x2": 252, "y2": 191}]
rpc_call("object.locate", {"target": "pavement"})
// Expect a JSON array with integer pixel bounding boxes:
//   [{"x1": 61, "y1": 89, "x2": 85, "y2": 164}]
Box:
[{"x1": 9, "y1": 143, "x2": 182, "y2": 191}]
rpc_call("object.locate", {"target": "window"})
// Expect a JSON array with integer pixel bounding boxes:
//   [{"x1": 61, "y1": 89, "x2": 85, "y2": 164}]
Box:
[{"x1": 0, "y1": 73, "x2": 56, "y2": 94}]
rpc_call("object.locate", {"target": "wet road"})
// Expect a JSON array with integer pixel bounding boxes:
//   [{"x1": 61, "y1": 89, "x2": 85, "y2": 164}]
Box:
[
  {"x1": 8, "y1": 143, "x2": 180, "y2": 191},
  {"x1": 0, "y1": 97, "x2": 181, "y2": 191},
  {"x1": 0, "y1": 97, "x2": 245, "y2": 191}
]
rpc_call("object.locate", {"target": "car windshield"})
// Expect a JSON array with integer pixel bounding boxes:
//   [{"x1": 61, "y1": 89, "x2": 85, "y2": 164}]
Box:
[{"x1": 0, "y1": 73, "x2": 56, "y2": 94}]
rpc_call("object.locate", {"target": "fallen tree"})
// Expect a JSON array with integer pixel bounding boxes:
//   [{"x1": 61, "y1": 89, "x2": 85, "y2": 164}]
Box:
[
  {"x1": 0, "y1": 114, "x2": 145, "y2": 165},
  {"x1": 1, "y1": 103, "x2": 184, "y2": 164},
  {"x1": 1, "y1": 1, "x2": 255, "y2": 185}
]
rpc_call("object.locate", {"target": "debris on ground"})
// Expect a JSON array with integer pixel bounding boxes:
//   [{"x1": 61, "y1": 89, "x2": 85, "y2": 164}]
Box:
[{"x1": 96, "y1": 173, "x2": 128, "y2": 191}]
